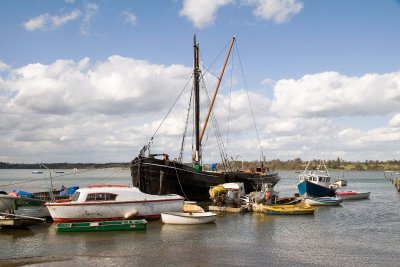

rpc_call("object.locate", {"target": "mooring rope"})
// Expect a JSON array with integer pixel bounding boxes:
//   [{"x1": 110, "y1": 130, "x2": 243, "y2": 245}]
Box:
[{"x1": 172, "y1": 161, "x2": 189, "y2": 201}]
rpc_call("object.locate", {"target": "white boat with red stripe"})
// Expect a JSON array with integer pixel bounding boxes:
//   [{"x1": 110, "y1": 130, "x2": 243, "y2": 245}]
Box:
[{"x1": 46, "y1": 184, "x2": 184, "y2": 222}]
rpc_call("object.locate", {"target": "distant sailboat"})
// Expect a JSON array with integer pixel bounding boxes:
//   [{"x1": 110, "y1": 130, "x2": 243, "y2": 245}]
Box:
[{"x1": 130, "y1": 35, "x2": 280, "y2": 201}]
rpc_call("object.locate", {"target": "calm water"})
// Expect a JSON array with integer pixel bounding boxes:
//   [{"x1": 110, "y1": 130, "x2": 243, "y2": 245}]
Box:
[{"x1": 1, "y1": 169, "x2": 399, "y2": 266}]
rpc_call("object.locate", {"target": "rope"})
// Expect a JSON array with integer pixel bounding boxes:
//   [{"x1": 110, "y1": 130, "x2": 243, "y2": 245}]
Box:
[
  {"x1": 226, "y1": 45, "x2": 234, "y2": 154},
  {"x1": 150, "y1": 73, "x2": 193, "y2": 141},
  {"x1": 235, "y1": 41, "x2": 266, "y2": 161},
  {"x1": 178, "y1": 87, "x2": 194, "y2": 163},
  {"x1": 0, "y1": 168, "x2": 94, "y2": 188},
  {"x1": 0, "y1": 164, "x2": 128, "y2": 188},
  {"x1": 172, "y1": 161, "x2": 189, "y2": 201},
  {"x1": 199, "y1": 39, "x2": 231, "y2": 81},
  {"x1": 201, "y1": 80, "x2": 231, "y2": 170}
]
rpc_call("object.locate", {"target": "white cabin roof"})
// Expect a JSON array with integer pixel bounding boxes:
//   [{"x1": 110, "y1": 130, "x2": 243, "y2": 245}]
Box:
[{"x1": 73, "y1": 184, "x2": 184, "y2": 203}]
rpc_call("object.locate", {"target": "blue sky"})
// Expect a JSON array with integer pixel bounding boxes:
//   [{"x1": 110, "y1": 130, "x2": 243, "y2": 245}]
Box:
[{"x1": 1, "y1": 0, "x2": 400, "y2": 163}]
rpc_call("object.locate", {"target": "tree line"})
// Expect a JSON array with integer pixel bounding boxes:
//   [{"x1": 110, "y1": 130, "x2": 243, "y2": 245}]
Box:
[{"x1": 1, "y1": 158, "x2": 399, "y2": 171}]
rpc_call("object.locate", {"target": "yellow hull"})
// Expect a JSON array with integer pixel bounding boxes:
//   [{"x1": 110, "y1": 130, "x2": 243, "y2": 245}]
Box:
[{"x1": 256, "y1": 203, "x2": 315, "y2": 215}]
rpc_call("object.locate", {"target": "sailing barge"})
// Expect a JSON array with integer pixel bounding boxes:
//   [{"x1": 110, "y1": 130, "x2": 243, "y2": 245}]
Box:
[{"x1": 130, "y1": 35, "x2": 279, "y2": 201}]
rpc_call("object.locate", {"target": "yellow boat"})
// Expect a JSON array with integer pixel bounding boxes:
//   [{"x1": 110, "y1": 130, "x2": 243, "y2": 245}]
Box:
[{"x1": 258, "y1": 203, "x2": 315, "y2": 215}]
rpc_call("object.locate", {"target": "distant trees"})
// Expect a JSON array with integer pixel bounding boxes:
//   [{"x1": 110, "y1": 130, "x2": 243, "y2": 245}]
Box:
[{"x1": 0, "y1": 159, "x2": 399, "y2": 170}]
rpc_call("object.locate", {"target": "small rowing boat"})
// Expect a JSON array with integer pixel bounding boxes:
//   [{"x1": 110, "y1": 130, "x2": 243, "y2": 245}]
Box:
[
  {"x1": 336, "y1": 191, "x2": 370, "y2": 200},
  {"x1": 161, "y1": 202, "x2": 217, "y2": 224},
  {"x1": 304, "y1": 196, "x2": 342, "y2": 206},
  {"x1": 255, "y1": 203, "x2": 315, "y2": 215},
  {"x1": 161, "y1": 212, "x2": 217, "y2": 224},
  {"x1": 56, "y1": 219, "x2": 147, "y2": 233}
]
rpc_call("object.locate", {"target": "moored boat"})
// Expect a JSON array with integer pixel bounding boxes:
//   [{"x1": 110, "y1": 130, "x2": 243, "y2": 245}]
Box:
[
  {"x1": 161, "y1": 212, "x2": 217, "y2": 225},
  {"x1": 56, "y1": 219, "x2": 147, "y2": 233},
  {"x1": 0, "y1": 193, "x2": 16, "y2": 213},
  {"x1": 130, "y1": 35, "x2": 280, "y2": 201},
  {"x1": 255, "y1": 203, "x2": 315, "y2": 215},
  {"x1": 46, "y1": 184, "x2": 184, "y2": 222},
  {"x1": 304, "y1": 196, "x2": 342, "y2": 206},
  {"x1": 336, "y1": 191, "x2": 370, "y2": 200},
  {"x1": 332, "y1": 179, "x2": 347, "y2": 187},
  {"x1": 297, "y1": 160, "x2": 336, "y2": 197}
]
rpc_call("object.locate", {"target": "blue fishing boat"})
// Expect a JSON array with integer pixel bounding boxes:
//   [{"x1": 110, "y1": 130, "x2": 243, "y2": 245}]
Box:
[{"x1": 297, "y1": 160, "x2": 336, "y2": 197}]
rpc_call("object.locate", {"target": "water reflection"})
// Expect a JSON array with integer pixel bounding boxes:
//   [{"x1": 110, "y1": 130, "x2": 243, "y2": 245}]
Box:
[{"x1": 1, "y1": 171, "x2": 400, "y2": 266}]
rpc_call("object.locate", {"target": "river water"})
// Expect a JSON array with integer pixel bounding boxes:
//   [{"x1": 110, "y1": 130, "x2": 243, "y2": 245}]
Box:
[{"x1": 0, "y1": 169, "x2": 399, "y2": 266}]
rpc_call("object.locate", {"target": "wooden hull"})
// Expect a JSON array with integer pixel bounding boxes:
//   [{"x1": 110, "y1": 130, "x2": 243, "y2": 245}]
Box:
[
  {"x1": 161, "y1": 212, "x2": 217, "y2": 224},
  {"x1": 255, "y1": 203, "x2": 315, "y2": 215},
  {"x1": 131, "y1": 157, "x2": 280, "y2": 201},
  {"x1": 56, "y1": 219, "x2": 147, "y2": 232},
  {"x1": 304, "y1": 197, "x2": 342, "y2": 206},
  {"x1": 337, "y1": 191, "x2": 370, "y2": 200},
  {"x1": 298, "y1": 180, "x2": 336, "y2": 197}
]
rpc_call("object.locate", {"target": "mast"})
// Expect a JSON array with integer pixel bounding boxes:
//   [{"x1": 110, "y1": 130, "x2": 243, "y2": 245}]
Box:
[
  {"x1": 193, "y1": 34, "x2": 201, "y2": 164},
  {"x1": 199, "y1": 36, "x2": 235, "y2": 144}
]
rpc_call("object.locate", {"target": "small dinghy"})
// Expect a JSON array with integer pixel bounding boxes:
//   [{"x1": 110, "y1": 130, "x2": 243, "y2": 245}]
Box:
[
  {"x1": 336, "y1": 191, "x2": 370, "y2": 200},
  {"x1": 56, "y1": 219, "x2": 147, "y2": 233},
  {"x1": 161, "y1": 203, "x2": 217, "y2": 225},
  {"x1": 332, "y1": 179, "x2": 347, "y2": 187},
  {"x1": 304, "y1": 196, "x2": 342, "y2": 206},
  {"x1": 255, "y1": 203, "x2": 315, "y2": 215},
  {"x1": 161, "y1": 212, "x2": 217, "y2": 225}
]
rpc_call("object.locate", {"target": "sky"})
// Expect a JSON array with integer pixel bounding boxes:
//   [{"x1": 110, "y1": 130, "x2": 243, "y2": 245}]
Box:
[{"x1": 0, "y1": 0, "x2": 400, "y2": 164}]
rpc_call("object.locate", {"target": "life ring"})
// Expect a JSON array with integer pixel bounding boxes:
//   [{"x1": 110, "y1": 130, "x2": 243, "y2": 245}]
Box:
[{"x1": 265, "y1": 191, "x2": 270, "y2": 200}]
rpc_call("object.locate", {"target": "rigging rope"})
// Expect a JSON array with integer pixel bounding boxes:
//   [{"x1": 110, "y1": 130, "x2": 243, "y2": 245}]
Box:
[
  {"x1": 178, "y1": 87, "x2": 194, "y2": 163},
  {"x1": 234, "y1": 42, "x2": 266, "y2": 162},
  {"x1": 0, "y1": 164, "x2": 127, "y2": 188},
  {"x1": 201, "y1": 78, "x2": 231, "y2": 170},
  {"x1": 150, "y1": 74, "x2": 193, "y2": 142},
  {"x1": 172, "y1": 161, "x2": 189, "y2": 200},
  {"x1": 226, "y1": 45, "x2": 235, "y2": 155}
]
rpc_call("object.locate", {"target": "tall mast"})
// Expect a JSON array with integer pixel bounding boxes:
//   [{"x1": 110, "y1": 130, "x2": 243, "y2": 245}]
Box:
[
  {"x1": 193, "y1": 34, "x2": 201, "y2": 164},
  {"x1": 199, "y1": 36, "x2": 235, "y2": 144}
]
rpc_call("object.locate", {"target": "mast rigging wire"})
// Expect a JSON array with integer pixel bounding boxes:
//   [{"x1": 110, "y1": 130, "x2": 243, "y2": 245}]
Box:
[
  {"x1": 150, "y1": 74, "x2": 193, "y2": 142},
  {"x1": 234, "y1": 42, "x2": 266, "y2": 162}
]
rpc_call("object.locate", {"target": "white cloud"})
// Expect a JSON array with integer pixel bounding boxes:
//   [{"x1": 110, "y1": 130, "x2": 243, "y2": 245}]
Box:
[
  {"x1": 80, "y1": 3, "x2": 98, "y2": 35},
  {"x1": 389, "y1": 114, "x2": 400, "y2": 128},
  {"x1": 244, "y1": 0, "x2": 303, "y2": 23},
  {"x1": 123, "y1": 11, "x2": 137, "y2": 27},
  {"x1": 0, "y1": 56, "x2": 192, "y2": 163},
  {"x1": 0, "y1": 60, "x2": 10, "y2": 71},
  {"x1": 270, "y1": 71, "x2": 400, "y2": 117},
  {"x1": 23, "y1": 10, "x2": 82, "y2": 31},
  {"x1": 1, "y1": 55, "x2": 400, "y2": 162},
  {"x1": 261, "y1": 78, "x2": 275, "y2": 86},
  {"x1": 179, "y1": 0, "x2": 233, "y2": 28}
]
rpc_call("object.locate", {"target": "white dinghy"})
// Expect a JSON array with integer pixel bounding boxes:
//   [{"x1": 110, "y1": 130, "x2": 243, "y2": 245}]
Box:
[{"x1": 161, "y1": 203, "x2": 217, "y2": 225}]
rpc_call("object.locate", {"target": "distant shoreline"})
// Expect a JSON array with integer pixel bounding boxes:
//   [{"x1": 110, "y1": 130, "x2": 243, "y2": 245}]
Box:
[{"x1": 1, "y1": 159, "x2": 399, "y2": 171}]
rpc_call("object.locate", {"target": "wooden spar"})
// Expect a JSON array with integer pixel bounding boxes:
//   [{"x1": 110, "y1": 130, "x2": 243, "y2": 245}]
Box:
[
  {"x1": 199, "y1": 36, "x2": 235, "y2": 144},
  {"x1": 193, "y1": 34, "x2": 201, "y2": 163}
]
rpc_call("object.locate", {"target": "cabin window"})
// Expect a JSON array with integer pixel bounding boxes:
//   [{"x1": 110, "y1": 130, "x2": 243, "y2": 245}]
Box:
[
  {"x1": 312, "y1": 177, "x2": 317, "y2": 182},
  {"x1": 71, "y1": 192, "x2": 80, "y2": 202},
  {"x1": 86, "y1": 193, "x2": 117, "y2": 201}
]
